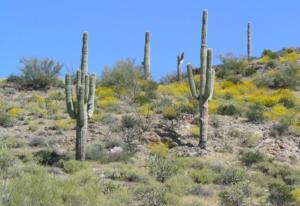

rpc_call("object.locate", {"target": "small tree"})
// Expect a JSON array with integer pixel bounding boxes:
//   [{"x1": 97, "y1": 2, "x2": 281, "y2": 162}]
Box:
[{"x1": 19, "y1": 57, "x2": 62, "y2": 90}]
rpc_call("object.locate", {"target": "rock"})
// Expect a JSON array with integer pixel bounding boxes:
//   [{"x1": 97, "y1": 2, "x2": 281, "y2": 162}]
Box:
[
  {"x1": 110, "y1": 146, "x2": 123, "y2": 154},
  {"x1": 170, "y1": 146, "x2": 208, "y2": 157}
]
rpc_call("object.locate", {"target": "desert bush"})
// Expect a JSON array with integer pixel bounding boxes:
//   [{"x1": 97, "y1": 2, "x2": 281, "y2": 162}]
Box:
[
  {"x1": 189, "y1": 168, "x2": 217, "y2": 184},
  {"x1": 100, "y1": 59, "x2": 144, "y2": 98},
  {"x1": 54, "y1": 119, "x2": 75, "y2": 130},
  {"x1": 7, "y1": 107, "x2": 24, "y2": 119},
  {"x1": 149, "y1": 155, "x2": 178, "y2": 182},
  {"x1": 219, "y1": 181, "x2": 252, "y2": 206},
  {"x1": 29, "y1": 136, "x2": 48, "y2": 147},
  {"x1": 216, "y1": 55, "x2": 252, "y2": 82},
  {"x1": 240, "y1": 151, "x2": 264, "y2": 166},
  {"x1": 292, "y1": 187, "x2": 300, "y2": 204},
  {"x1": 9, "y1": 57, "x2": 63, "y2": 90},
  {"x1": 261, "y1": 49, "x2": 280, "y2": 60},
  {"x1": 0, "y1": 112, "x2": 14, "y2": 127},
  {"x1": 268, "y1": 182, "x2": 294, "y2": 206},
  {"x1": 165, "y1": 174, "x2": 195, "y2": 196},
  {"x1": 157, "y1": 82, "x2": 190, "y2": 98},
  {"x1": 217, "y1": 104, "x2": 239, "y2": 116},
  {"x1": 246, "y1": 104, "x2": 265, "y2": 123},
  {"x1": 162, "y1": 105, "x2": 179, "y2": 119},
  {"x1": 135, "y1": 184, "x2": 167, "y2": 206},
  {"x1": 0, "y1": 136, "x2": 25, "y2": 149},
  {"x1": 254, "y1": 62, "x2": 300, "y2": 90},
  {"x1": 149, "y1": 142, "x2": 169, "y2": 157},
  {"x1": 62, "y1": 160, "x2": 88, "y2": 174},
  {"x1": 240, "y1": 130, "x2": 260, "y2": 147},
  {"x1": 215, "y1": 167, "x2": 246, "y2": 185},
  {"x1": 34, "y1": 149, "x2": 68, "y2": 166}
]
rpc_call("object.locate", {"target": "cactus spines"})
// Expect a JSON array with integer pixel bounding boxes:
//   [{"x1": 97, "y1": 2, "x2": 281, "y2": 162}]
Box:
[
  {"x1": 247, "y1": 23, "x2": 252, "y2": 60},
  {"x1": 177, "y1": 52, "x2": 185, "y2": 81},
  {"x1": 65, "y1": 32, "x2": 96, "y2": 161},
  {"x1": 143, "y1": 31, "x2": 151, "y2": 80},
  {"x1": 187, "y1": 10, "x2": 215, "y2": 149}
]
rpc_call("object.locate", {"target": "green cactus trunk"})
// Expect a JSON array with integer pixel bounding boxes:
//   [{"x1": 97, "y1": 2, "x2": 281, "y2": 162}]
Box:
[
  {"x1": 187, "y1": 10, "x2": 215, "y2": 149},
  {"x1": 65, "y1": 32, "x2": 96, "y2": 161},
  {"x1": 247, "y1": 23, "x2": 251, "y2": 60},
  {"x1": 177, "y1": 52, "x2": 184, "y2": 81},
  {"x1": 144, "y1": 31, "x2": 151, "y2": 80}
]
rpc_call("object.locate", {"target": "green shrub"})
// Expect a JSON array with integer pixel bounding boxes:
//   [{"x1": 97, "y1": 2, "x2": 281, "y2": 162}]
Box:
[
  {"x1": 29, "y1": 136, "x2": 48, "y2": 147},
  {"x1": 165, "y1": 174, "x2": 195, "y2": 196},
  {"x1": 240, "y1": 151, "x2": 264, "y2": 166},
  {"x1": 135, "y1": 184, "x2": 167, "y2": 206},
  {"x1": 216, "y1": 55, "x2": 250, "y2": 81},
  {"x1": 34, "y1": 149, "x2": 68, "y2": 166},
  {"x1": 261, "y1": 49, "x2": 280, "y2": 60},
  {"x1": 189, "y1": 168, "x2": 217, "y2": 184},
  {"x1": 215, "y1": 167, "x2": 246, "y2": 185},
  {"x1": 0, "y1": 136, "x2": 25, "y2": 149},
  {"x1": 100, "y1": 59, "x2": 143, "y2": 98},
  {"x1": 254, "y1": 62, "x2": 300, "y2": 90},
  {"x1": 0, "y1": 112, "x2": 14, "y2": 127},
  {"x1": 9, "y1": 57, "x2": 63, "y2": 90},
  {"x1": 246, "y1": 104, "x2": 265, "y2": 123},
  {"x1": 268, "y1": 182, "x2": 294, "y2": 206},
  {"x1": 149, "y1": 155, "x2": 178, "y2": 183},
  {"x1": 217, "y1": 104, "x2": 239, "y2": 116},
  {"x1": 62, "y1": 160, "x2": 88, "y2": 174},
  {"x1": 162, "y1": 105, "x2": 179, "y2": 119},
  {"x1": 219, "y1": 181, "x2": 251, "y2": 206}
]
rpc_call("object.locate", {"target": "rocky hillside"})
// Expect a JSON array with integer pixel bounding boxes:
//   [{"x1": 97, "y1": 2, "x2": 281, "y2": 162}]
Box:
[{"x1": 0, "y1": 48, "x2": 300, "y2": 205}]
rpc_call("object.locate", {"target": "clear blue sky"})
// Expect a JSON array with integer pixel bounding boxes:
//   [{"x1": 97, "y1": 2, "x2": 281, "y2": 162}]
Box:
[{"x1": 1, "y1": 0, "x2": 300, "y2": 80}]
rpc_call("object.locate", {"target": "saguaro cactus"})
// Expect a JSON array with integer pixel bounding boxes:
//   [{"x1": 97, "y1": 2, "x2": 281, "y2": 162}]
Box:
[
  {"x1": 65, "y1": 32, "x2": 96, "y2": 161},
  {"x1": 247, "y1": 23, "x2": 252, "y2": 60},
  {"x1": 177, "y1": 52, "x2": 185, "y2": 81},
  {"x1": 143, "y1": 31, "x2": 151, "y2": 80},
  {"x1": 187, "y1": 10, "x2": 215, "y2": 149}
]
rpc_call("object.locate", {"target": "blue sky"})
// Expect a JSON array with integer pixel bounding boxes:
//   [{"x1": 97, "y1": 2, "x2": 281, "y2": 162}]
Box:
[{"x1": 0, "y1": 0, "x2": 300, "y2": 80}]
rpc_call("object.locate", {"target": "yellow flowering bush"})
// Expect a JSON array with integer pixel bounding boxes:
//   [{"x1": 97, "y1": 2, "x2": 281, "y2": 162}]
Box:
[
  {"x1": 157, "y1": 82, "x2": 190, "y2": 98},
  {"x1": 96, "y1": 86, "x2": 118, "y2": 108},
  {"x1": 138, "y1": 104, "x2": 154, "y2": 116},
  {"x1": 54, "y1": 119, "x2": 75, "y2": 130},
  {"x1": 8, "y1": 107, "x2": 24, "y2": 119},
  {"x1": 28, "y1": 94, "x2": 45, "y2": 108},
  {"x1": 292, "y1": 187, "x2": 300, "y2": 204},
  {"x1": 280, "y1": 51, "x2": 299, "y2": 62},
  {"x1": 149, "y1": 142, "x2": 169, "y2": 157}
]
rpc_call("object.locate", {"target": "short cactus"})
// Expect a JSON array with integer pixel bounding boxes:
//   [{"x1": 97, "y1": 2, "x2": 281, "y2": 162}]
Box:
[
  {"x1": 65, "y1": 32, "x2": 96, "y2": 161},
  {"x1": 187, "y1": 10, "x2": 215, "y2": 149},
  {"x1": 177, "y1": 52, "x2": 184, "y2": 81},
  {"x1": 143, "y1": 31, "x2": 151, "y2": 80}
]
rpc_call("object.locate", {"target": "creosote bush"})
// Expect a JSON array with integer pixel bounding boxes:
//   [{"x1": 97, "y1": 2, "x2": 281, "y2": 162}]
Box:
[
  {"x1": 8, "y1": 57, "x2": 63, "y2": 90},
  {"x1": 149, "y1": 155, "x2": 177, "y2": 183}
]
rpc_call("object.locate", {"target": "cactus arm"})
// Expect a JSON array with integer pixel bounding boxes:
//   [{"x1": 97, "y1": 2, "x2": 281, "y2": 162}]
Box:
[
  {"x1": 76, "y1": 71, "x2": 81, "y2": 97},
  {"x1": 204, "y1": 48, "x2": 213, "y2": 100},
  {"x1": 84, "y1": 75, "x2": 89, "y2": 103},
  {"x1": 65, "y1": 74, "x2": 76, "y2": 119},
  {"x1": 87, "y1": 74, "x2": 96, "y2": 118},
  {"x1": 187, "y1": 63, "x2": 199, "y2": 99},
  {"x1": 78, "y1": 86, "x2": 85, "y2": 127},
  {"x1": 208, "y1": 69, "x2": 215, "y2": 100}
]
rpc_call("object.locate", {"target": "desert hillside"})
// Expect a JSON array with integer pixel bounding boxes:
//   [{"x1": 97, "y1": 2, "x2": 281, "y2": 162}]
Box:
[{"x1": 0, "y1": 44, "x2": 300, "y2": 206}]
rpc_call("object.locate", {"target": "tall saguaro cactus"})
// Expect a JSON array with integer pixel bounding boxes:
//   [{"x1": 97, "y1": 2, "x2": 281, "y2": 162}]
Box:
[
  {"x1": 143, "y1": 31, "x2": 151, "y2": 80},
  {"x1": 65, "y1": 32, "x2": 96, "y2": 161},
  {"x1": 247, "y1": 23, "x2": 252, "y2": 60},
  {"x1": 177, "y1": 52, "x2": 185, "y2": 81},
  {"x1": 187, "y1": 10, "x2": 215, "y2": 149}
]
